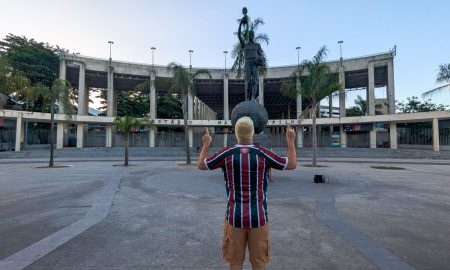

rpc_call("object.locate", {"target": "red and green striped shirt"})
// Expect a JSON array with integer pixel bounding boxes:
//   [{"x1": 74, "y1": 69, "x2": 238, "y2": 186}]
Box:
[{"x1": 205, "y1": 144, "x2": 288, "y2": 228}]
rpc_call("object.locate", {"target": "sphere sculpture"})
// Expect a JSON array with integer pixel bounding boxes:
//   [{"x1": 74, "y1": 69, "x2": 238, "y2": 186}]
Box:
[{"x1": 231, "y1": 100, "x2": 268, "y2": 134}]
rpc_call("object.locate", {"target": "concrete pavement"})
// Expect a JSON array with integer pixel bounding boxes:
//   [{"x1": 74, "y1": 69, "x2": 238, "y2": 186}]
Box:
[{"x1": 0, "y1": 157, "x2": 449, "y2": 269}]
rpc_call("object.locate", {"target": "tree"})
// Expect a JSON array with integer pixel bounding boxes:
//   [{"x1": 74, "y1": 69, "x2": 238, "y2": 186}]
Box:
[
  {"x1": 157, "y1": 94, "x2": 183, "y2": 119},
  {"x1": 113, "y1": 116, "x2": 151, "y2": 166},
  {"x1": 422, "y1": 63, "x2": 450, "y2": 98},
  {"x1": 35, "y1": 79, "x2": 73, "y2": 167},
  {"x1": 167, "y1": 62, "x2": 211, "y2": 164},
  {"x1": 0, "y1": 55, "x2": 30, "y2": 109},
  {"x1": 281, "y1": 46, "x2": 340, "y2": 166},
  {"x1": 345, "y1": 95, "x2": 386, "y2": 116},
  {"x1": 0, "y1": 34, "x2": 59, "y2": 86},
  {"x1": 0, "y1": 34, "x2": 72, "y2": 112},
  {"x1": 231, "y1": 17, "x2": 270, "y2": 78},
  {"x1": 115, "y1": 91, "x2": 150, "y2": 117},
  {"x1": 396, "y1": 96, "x2": 448, "y2": 113}
]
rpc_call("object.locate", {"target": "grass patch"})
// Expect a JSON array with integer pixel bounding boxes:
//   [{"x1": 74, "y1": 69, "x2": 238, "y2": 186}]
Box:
[
  {"x1": 302, "y1": 164, "x2": 327, "y2": 167},
  {"x1": 371, "y1": 166, "x2": 405, "y2": 170}
]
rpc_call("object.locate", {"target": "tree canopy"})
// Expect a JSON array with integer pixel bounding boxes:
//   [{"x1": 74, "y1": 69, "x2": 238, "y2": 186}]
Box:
[
  {"x1": 345, "y1": 95, "x2": 385, "y2": 116},
  {"x1": 0, "y1": 34, "x2": 60, "y2": 86},
  {"x1": 396, "y1": 96, "x2": 448, "y2": 113}
]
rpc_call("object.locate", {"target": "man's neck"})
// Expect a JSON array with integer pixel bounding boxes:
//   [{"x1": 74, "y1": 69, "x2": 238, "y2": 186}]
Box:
[{"x1": 237, "y1": 141, "x2": 253, "y2": 145}]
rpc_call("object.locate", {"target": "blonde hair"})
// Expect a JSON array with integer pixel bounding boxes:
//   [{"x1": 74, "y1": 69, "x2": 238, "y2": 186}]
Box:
[{"x1": 235, "y1": 117, "x2": 254, "y2": 144}]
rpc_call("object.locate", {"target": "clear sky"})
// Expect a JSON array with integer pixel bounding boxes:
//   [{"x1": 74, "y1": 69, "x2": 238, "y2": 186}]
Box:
[{"x1": 1, "y1": 0, "x2": 449, "y2": 108}]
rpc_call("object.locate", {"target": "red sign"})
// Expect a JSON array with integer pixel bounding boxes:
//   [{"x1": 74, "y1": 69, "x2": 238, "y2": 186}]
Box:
[{"x1": 0, "y1": 117, "x2": 4, "y2": 127}]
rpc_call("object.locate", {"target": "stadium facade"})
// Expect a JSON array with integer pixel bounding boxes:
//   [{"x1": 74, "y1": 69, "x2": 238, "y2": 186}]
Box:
[{"x1": 1, "y1": 50, "x2": 450, "y2": 152}]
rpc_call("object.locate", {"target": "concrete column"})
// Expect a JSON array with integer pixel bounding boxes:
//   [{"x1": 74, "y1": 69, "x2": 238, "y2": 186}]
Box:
[
  {"x1": 76, "y1": 123, "x2": 84, "y2": 148},
  {"x1": 78, "y1": 62, "x2": 86, "y2": 115},
  {"x1": 223, "y1": 75, "x2": 229, "y2": 120},
  {"x1": 389, "y1": 122, "x2": 397, "y2": 149},
  {"x1": 106, "y1": 125, "x2": 113, "y2": 148},
  {"x1": 297, "y1": 127, "x2": 303, "y2": 147},
  {"x1": 59, "y1": 59, "x2": 67, "y2": 114},
  {"x1": 199, "y1": 102, "x2": 203, "y2": 120},
  {"x1": 370, "y1": 123, "x2": 377, "y2": 148},
  {"x1": 107, "y1": 66, "x2": 115, "y2": 117},
  {"x1": 202, "y1": 103, "x2": 206, "y2": 119},
  {"x1": 432, "y1": 118, "x2": 440, "y2": 152},
  {"x1": 188, "y1": 92, "x2": 194, "y2": 147},
  {"x1": 59, "y1": 58, "x2": 66, "y2": 80},
  {"x1": 340, "y1": 126, "x2": 347, "y2": 148},
  {"x1": 387, "y1": 59, "x2": 396, "y2": 114},
  {"x1": 193, "y1": 97, "x2": 197, "y2": 119},
  {"x1": 367, "y1": 62, "x2": 375, "y2": 116},
  {"x1": 258, "y1": 75, "x2": 264, "y2": 106},
  {"x1": 57, "y1": 122, "x2": 64, "y2": 149},
  {"x1": 149, "y1": 71, "x2": 156, "y2": 147},
  {"x1": 338, "y1": 66, "x2": 346, "y2": 117},
  {"x1": 224, "y1": 74, "x2": 229, "y2": 147},
  {"x1": 106, "y1": 65, "x2": 115, "y2": 148},
  {"x1": 15, "y1": 116, "x2": 22, "y2": 151},
  {"x1": 196, "y1": 99, "x2": 201, "y2": 119},
  {"x1": 328, "y1": 95, "x2": 333, "y2": 117},
  {"x1": 328, "y1": 94, "x2": 333, "y2": 146},
  {"x1": 84, "y1": 87, "x2": 89, "y2": 115}
]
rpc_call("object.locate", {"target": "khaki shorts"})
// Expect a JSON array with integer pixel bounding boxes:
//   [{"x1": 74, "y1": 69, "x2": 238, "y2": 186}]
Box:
[{"x1": 222, "y1": 219, "x2": 270, "y2": 267}]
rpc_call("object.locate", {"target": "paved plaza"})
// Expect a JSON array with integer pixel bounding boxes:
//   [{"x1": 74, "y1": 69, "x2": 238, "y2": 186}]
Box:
[{"x1": 0, "y1": 153, "x2": 450, "y2": 270}]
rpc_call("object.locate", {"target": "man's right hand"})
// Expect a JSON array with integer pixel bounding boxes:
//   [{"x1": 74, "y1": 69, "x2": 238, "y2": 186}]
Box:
[
  {"x1": 286, "y1": 124, "x2": 296, "y2": 144},
  {"x1": 202, "y1": 128, "x2": 212, "y2": 147}
]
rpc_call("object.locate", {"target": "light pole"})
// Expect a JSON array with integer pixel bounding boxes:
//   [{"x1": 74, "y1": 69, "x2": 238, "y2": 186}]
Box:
[
  {"x1": 151, "y1": 47, "x2": 156, "y2": 71},
  {"x1": 338, "y1": 41, "x2": 343, "y2": 65},
  {"x1": 188, "y1": 50, "x2": 193, "y2": 74},
  {"x1": 296, "y1": 46, "x2": 301, "y2": 68},
  {"x1": 108, "y1": 41, "x2": 114, "y2": 65},
  {"x1": 108, "y1": 41, "x2": 114, "y2": 59},
  {"x1": 223, "y1": 50, "x2": 228, "y2": 75}
]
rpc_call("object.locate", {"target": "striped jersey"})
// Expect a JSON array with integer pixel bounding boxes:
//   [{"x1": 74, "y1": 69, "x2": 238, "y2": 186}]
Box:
[{"x1": 205, "y1": 144, "x2": 288, "y2": 228}]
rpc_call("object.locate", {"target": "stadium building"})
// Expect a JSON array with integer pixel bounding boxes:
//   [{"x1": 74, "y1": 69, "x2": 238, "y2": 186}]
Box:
[{"x1": 1, "y1": 49, "x2": 450, "y2": 152}]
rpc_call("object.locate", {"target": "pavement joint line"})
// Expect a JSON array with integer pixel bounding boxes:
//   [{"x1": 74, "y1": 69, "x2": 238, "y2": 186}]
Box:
[
  {"x1": 315, "y1": 190, "x2": 416, "y2": 270},
  {"x1": 0, "y1": 169, "x2": 125, "y2": 270}
]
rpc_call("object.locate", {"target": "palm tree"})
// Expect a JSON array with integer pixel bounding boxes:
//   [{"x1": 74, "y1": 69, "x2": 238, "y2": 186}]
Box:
[
  {"x1": 231, "y1": 17, "x2": 270, "y2": 78},
  {"x1": 167, "y1": 62, "x2": 211, "y2": 164},
  {"x1": 281, "y1": 46, "x2": 341, "y2": 167},
  {"x1": 422, "y1": 63, "x2": 450, "y2": 98},
  {"x1": 35, "y1": 79, "x2": 73, "y2": 167},
  {"x1": 114, "y1": 116, "x2": 152, "y2": 166}
]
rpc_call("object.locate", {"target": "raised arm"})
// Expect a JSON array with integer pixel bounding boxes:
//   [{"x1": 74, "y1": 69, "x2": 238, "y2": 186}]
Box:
[
  {"x1": 238, "y1": 18, "x2": 246, "y2": 48},
  {"x1": 198, "y1": 127, "x2": 212, "y2": 170},
  {"x1": 285, "y1": 124, "x2": 297, "y2": 170}
]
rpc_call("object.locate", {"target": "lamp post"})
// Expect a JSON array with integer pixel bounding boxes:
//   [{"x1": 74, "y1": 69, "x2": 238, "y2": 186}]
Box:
[
  {"x1": 338, "y1": 41, "x2": 343, "y2": 65},
  {"x1": 108, "y1": 41, "x2": 114, "y2": 65},
  {"x1": 188, "y1": 49, "x2": 193, "y2": 74},
  {"x1": 151, "y1": 47, "x2": 156, "y2": 71},
  {"x1": 295, "y1": 46, "x2": 301, "y2": 68},
  {"x1": 223, "y1": 50, "x2": 228, "y2": 75}
]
